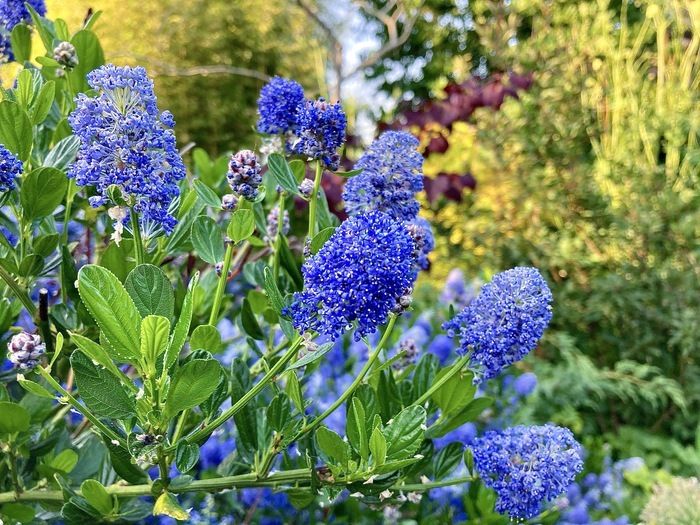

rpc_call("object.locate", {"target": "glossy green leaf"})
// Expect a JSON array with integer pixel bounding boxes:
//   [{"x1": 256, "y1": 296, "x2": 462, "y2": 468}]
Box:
[
  {"x1": 164, "y1": 359, "x2": 223, "y2": 418},
  {"x1": 431, "y1": 366, "x2": 477, "y2": 416},
  {"x1": 383, "y1": 405, "x2": 426, "y2": 461},
  {"x1": 80, "y1": 480, "x2": 114, "y2": 516},
  {"x1": 191, "y1": 216, "x2": 224, "y2": 265},
  {"x1": 369, "y1": 426, "x2": 387, "y2": 467},
  {"x1": 0, "y1": 402, "x2": 30, "y2": 434},
  {"x1": 77, "y1": 265, "x2": 141, "y2": 362},
  {"x1": 189, "y1": 324, "x2": 221, "y2": 353},
  {"x1": 164, "y1": 272, "x2": 199, "y2": 369},
  {"x1": 316, "y1": 426, "x2": 349, "y2": 465},
  {"x1": 346, "y1": 397, "x2": 369, "y2": 461},
  {"x1": 174, "y1": 441, "x2": 200, "y2": 473},
  {"x1": 227, "y1": 208, "x2": 255, "y2": 243},
  {"x1": 267, "y1": 153, "x2": 301, "y2": 195},
  {"x1": 125, "y1": 264, "x2": 174, "y2": 319},
  {"x1": 10, "y1": 24, "x2": 31, "y2": 63},
  {"x1": 0, "y1": 101, "x2": 32, "y2": 162},
  {"x1": 140, "y1": 315, "x2": 170, "y2": 367}
]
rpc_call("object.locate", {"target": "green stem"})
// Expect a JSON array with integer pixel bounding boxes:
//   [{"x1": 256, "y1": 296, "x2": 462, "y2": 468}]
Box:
[
  {"x1": 306, "y1": 161, "x2": 323, "y2": 241},
  {"x1": 0, "y1": 264, "x2": 36, "y2": 315},
  {"x1": 36, "y1": 366, "x2": 126, "y2": 448},
  {"x1": 61, "y1": 178, "x2": 75, "y2": 246},
  {"x1": 390, "y1": 475, "x2": 474, "y2": 492},
  {"x1": 172, "y1": 337, "x2": 303, "y2": 450},
  {"x1": 130, "y1": 208, "x2": 145, "y2": 266},
  {"x1": 294, "y1": 315, "x2": 397, "y2": 441},
  {"x1": 0, "y1": 469, "x2": 479, "y2": 504},
  {"x1": 209, "y1": 241, "x2": 234, "y2": 326},
  {"x1": 413, "y1": 354, "x2": 470, "y2": 406},
  {"x1": 272, "y1": 193, "x2": 286, "y2": 281}
]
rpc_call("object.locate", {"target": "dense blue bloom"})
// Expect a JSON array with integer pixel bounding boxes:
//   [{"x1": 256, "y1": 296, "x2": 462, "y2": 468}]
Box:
[
  {"x1": 0, "y1": 144, "x2": 21, "y2": 192},
  {"x1": 471, "y1": 424, "x2": 583, "y2": 518},
  {"x1": 444, "y1": 267, "x2": 553, "y2": 383},
  {"x1": 68, "y1": 65, "x2": 186, "y2": 234},
  {"x1": 257, "y1": 76, "x2": 305, "y2": 135},
  {"x1": 0, "y1": 0, "x2": 45, "y2": 61},
  {"x1": 227, "y1": 150, "x2": 262, "y2": 199},
  {"x1": 343, "y1": 131, "x2": 424, "y2": 221},
  {"x1": 291, "y1": 98, "x2": 346, "y2": 170},
  {"x1": 407, "y1": 216, "x2": 434, "y2": 271},
  {"x1": 284, "y1": 211, "x2": 416, "y2": 341}
]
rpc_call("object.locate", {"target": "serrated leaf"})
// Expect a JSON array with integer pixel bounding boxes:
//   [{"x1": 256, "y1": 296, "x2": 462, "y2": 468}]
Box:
[
  {"x1": 71, "y1": 351, "x2": 136, "y2": 419},
  {"x1": 384, "y1": 406, "x2": 426, "y2": 461},
  {"x1": 70, "y1": 333, "x2": 127, "y2": 387},
  {"x1": 164, "y1": 359, "x2": 223, "y2": 418},
  {"x1": 125, "y1": 264, "x2": 174, "y2": 319},
  {"x1": 78, "y1": 265, "x2": 141, "y2": 362}
]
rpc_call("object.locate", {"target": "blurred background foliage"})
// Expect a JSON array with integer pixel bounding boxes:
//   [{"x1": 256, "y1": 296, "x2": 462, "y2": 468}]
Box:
[{"x1": 34, "y1": 0, "x2": 700, "y2": 475}]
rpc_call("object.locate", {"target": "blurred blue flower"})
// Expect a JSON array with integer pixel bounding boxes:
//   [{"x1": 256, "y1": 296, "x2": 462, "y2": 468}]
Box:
[{"x1": 0, "y1": 144, "x2": 21, "y2": 192}]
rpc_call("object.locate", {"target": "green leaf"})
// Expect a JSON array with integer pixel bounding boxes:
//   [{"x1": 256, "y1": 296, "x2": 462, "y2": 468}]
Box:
[
  {"x1": 267, "y1": 153, "x2": 301, "y2": 195},
  {"x1": 372, "y1": 457, "x2": 421, "y2": 475},
  {"x1": 0, "y1": 101, "x2": 32, "y2": 162},
  {"x1": 191, "y1": 216, "x2": 224, "y2": 265},
  {"x1": 20, "y1": 166, "x2": 68, "y2": 221},
  {"x1": 412, "y1": 354, "x2": 439, "y2": 401},
  {"x1": 287, "y1": 342, "x2": 333, "y2": 370},
  {"x1": 266, "y1": 393, "x2": 292, "y2": 432},
  {"x1": 50, "y1": 449, "x2": 79, "y2": 474},
  {"x1": 190, "y1": 324, "x2": 221, "y2": 353},
  {"x1": 285, "y1": 371, "x2": 304, "y2": 413},
  {"x1": 0, "y1": 402, "x2": 30, "y2": 434},
  {"x1": 44, "y1": 135, "x2": 80, "y2": 170},
  {"x1": 434, "y1": 442, "x2": 463, "y2": 479},
  {"x1": 426, "y1": 397, "x2": 494, "y2": 439},
  {"x1": 431, "y1": 366, "x2": 477, "y2": 416},
  {"x1": 227, "y1": 208, "x2": 255, "y2": 243},
  {"x1": 17, "y1": 378, "x2": 54, "y2": 399},
  {"x1": 384, "y1": 405, "x2": 426, "y2": 461},
  {"x1": 33, "y1": 233, "x2": 59, "y2": 257},
  {"x1": 77, "y1": 265, "x2": 142, "y2": 362},
  {"x1": 240, "y1": 298, "x2": 264, "y2": 340},
  {"x1": 105, "y1": 441, "x2": 148, "y2": 484},
  {"x1": 346, "y1": 397, "x2": 369, "y2": 461},
  {"x1": 1, "y1": 502, "x2": 35, "y2": 523},
  {"x1": 18, "y1": 254, "x2": 43, "y2": 277},
  {"x1": 71, "y1": 351, "x2": 136, "y2": 419},
  {"x1": 279, "y1": 235, "x2": 303, "y2": 290},
  {"x1": 309, "y1": 227, "x2": 336, "y2": 255},
  {"x1": 80, "y1": 480, "x2": 114, "y2": 516},
  {"x1": 70, "y1": 30, "x2": 105, "y2": 94},
  {"x1": 29, "y1": 80, "x2": 55, "y2": 125},
  {"x1": 192, "y1": 179, "x2": 221, "y2": 209},
  {"x1": 140, "y1": 315, "x2": 170, "y2": 367},
  {"x1": 316, "y1": 426, "x2": 349, "y2": 465},
  {"x1": 125, "y1": 264, "x2": 175, "y2": 319},
  {"x1": 369, "y1": 426, "x2": 387, "y2": 467},
  {"x1": 153, "y1": 492, "x2": 189, "y2": 520},
  {"x1": 263, "y1": 266, "x2": 285, "y2": 314},
  {"x1": 70, "y1": 333, "x2": 127, "y2": 387},
  {"x1": 174, "y1": 441, "x2": 200, "y2": 473},
  {"x1": 10, "y1": 24, "x2": 31, "y2": 63},
  {"x1": 164, "y1": 273, "x2": 199, "y2": 369},
  {"x1": 289, "y1": 159, "x2": 306, "y2": 182},
  {"x1": 334, "y1": 168, "x2": 363, "y2": 177},
  {"x1": 164, "y1": 359, "x2": 223, "y2": 418}
]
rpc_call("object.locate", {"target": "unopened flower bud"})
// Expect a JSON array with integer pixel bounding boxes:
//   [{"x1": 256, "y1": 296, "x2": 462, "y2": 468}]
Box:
[
  {"x1": 215, "y1": 262, "x2": 233, "y2": 279},
  {"x1": 298, "y1": 178, "x2": 314, "y2": 199},
  {"x1": 53, "y1": 41, "x2": 79, "y2": 69},
  {"x1": 8, "y1": 332, "x2": 46, "y2": 371},
  {"x1": 221, "y1": 193, "x2": 238, "y2": 210},
  {"x1": 227, "y1": 150, "x2": 262, "y2": 199}
]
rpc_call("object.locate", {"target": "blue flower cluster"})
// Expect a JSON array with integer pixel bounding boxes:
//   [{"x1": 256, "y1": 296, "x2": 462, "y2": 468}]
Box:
[
  {"x1": 0, "y1": 0, "x2": 45, "y2": 62},
  {"x1": 343, "y1": 131, "x2": 424, "y2": 221},
  {"x1": 557, "y1": 456, "x2": 642, "y2": 525},
  {"x1": 285, "y1": 211, "x2": 417, "y2": 341},
  {"x1": 290, "y1": 98, "x2": 346, "y2": 170},
  {"x1": 0, "y1": 144, "x2": 22, "y2": 192},
  {"x1": 472, "y1": 424, "x2": 583, "y2": 519},
  {"x1": 227, "y1": 150, "x2": 262, "y2": 199},
  {"x1": 68, "y1": 65, "x2": 186, "y2": 234},
  {"x1": 444, "y1": 267, "x2": 553, "y2": 383},
  {"x1": 256, "y1": 76, "x2": 305, "y2": 135}
]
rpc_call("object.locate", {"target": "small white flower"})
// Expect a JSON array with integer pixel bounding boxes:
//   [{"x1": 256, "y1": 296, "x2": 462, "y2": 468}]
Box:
[
  {"x1": 379, "y1": 489, "x2": 393, "y2": 501},
  {"x1": 420, "y1": 475, "x2": 431, "y2": 484},
  {"x1": 363, "y1": 475, "x2": 378, "y2": 485},
  {"x1": 407, "y1": 492, "x2": 422, "y2": 503},
  {"x1": 420, "y1": 424, "x2": 427, "y2": 431},
  {"x1": 108, "y1": 206, "x2": 128, "y2": 246},
  {"x1": 414, "y1": 454, "x2": 424, "y2": 459},
  {"x1": 349, "y1": 492, "x2": 363, "y2": 498},
  {"x1": 111, "y1": 439, "x2": 120, "y2": 446}
]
